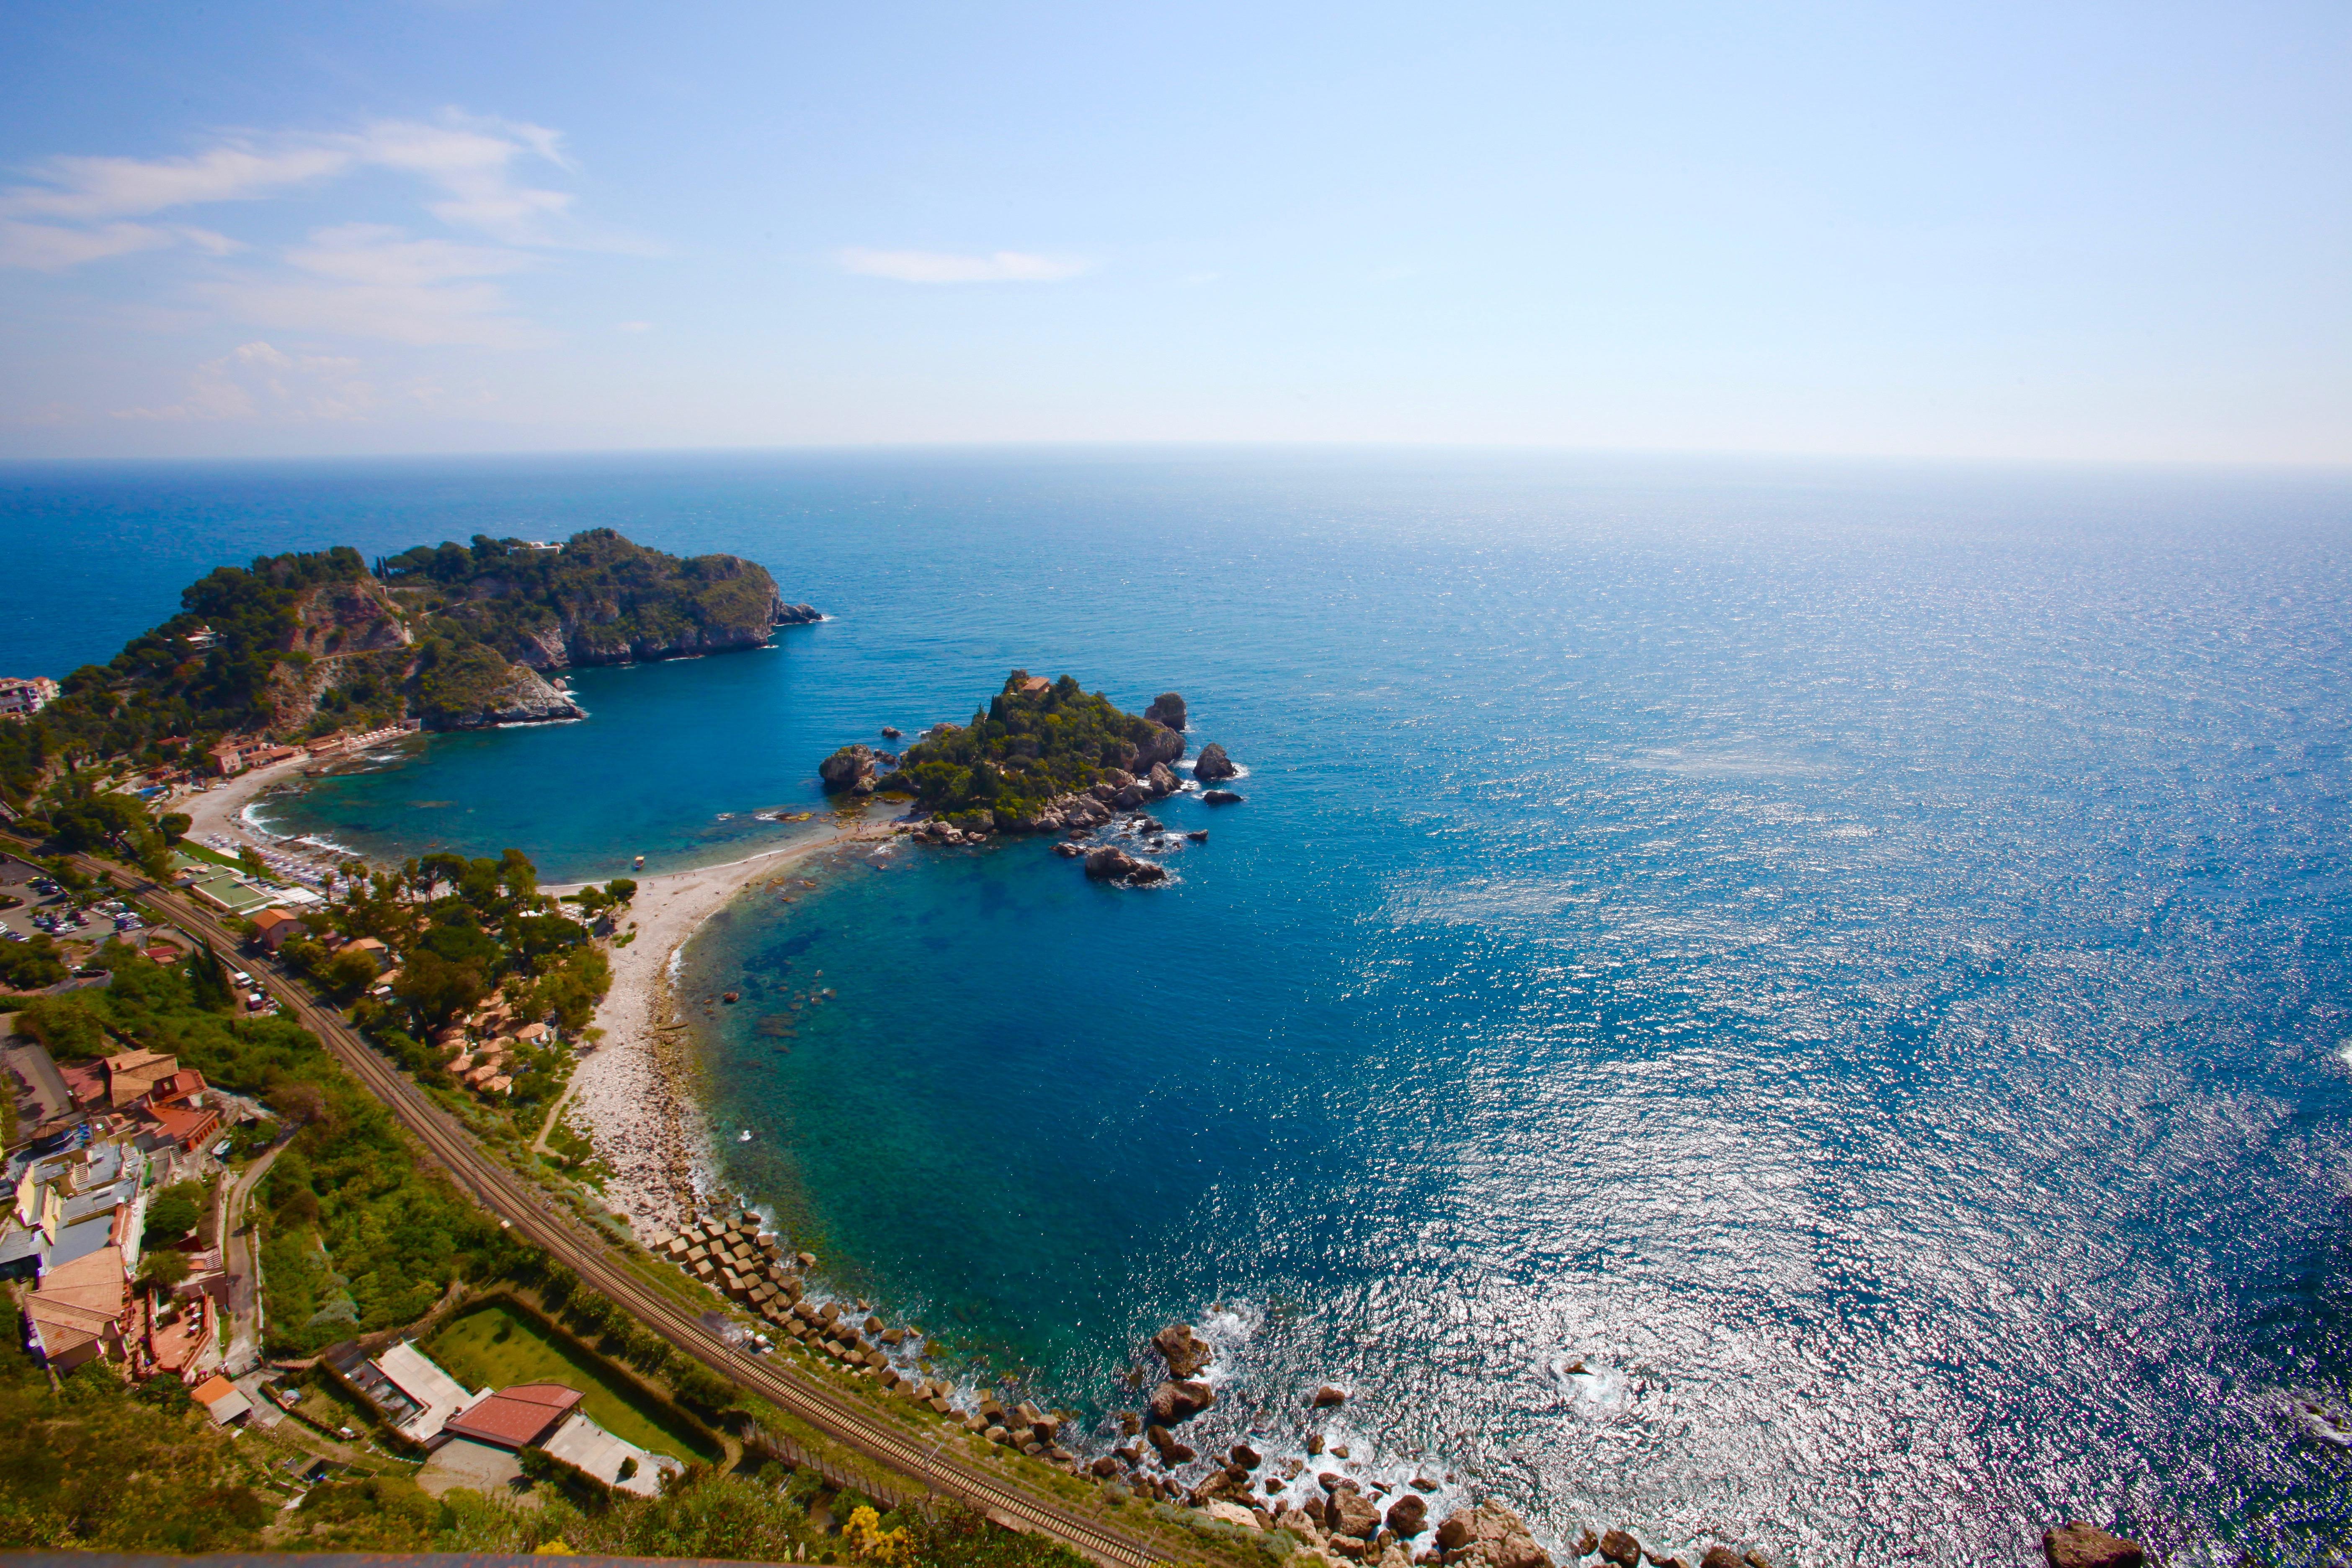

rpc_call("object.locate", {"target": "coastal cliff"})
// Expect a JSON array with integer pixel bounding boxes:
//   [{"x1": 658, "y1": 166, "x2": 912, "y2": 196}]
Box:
[{"x1": 383, "y1": 527, "x2": 818, "y2": 670}]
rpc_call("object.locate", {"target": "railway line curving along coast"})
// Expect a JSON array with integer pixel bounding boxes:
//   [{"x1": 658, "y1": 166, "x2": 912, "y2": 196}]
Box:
[{"x1": 46, "y1": 842, "x2": 1163, "y2": 1568}]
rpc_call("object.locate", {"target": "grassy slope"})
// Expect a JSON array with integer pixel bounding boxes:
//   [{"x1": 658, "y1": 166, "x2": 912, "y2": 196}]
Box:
[{"x1": 425, "y1": 1301, "x2": 719, "y2": 1461}]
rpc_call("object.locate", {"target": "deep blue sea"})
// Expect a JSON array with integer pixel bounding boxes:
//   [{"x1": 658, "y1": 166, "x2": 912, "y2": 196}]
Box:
[{"x1": 8, "y1": 449, "x2": 2352, "y2": 1565}]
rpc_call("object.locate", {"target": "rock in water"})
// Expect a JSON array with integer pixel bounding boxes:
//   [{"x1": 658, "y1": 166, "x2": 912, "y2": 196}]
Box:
[
  {"x1": 1385, "y1": 1494, "x2": 1429, "y2": 1537},
  {"x1": 1194, "y1": 742, "x2": 1239, "y2": 781},
  {"x1": 880, "y1": 725, "x2": 902, "y2": 738},
  {"x1": 1203, "y1": 789, "x2": 1244, "y2": 805},
  {"x1": 1135, "y1": 723, "x2": 1187, "y2": 770},
  {"x1": 1086, "y1": 846, "x2": 1168, "y2": 885},
  {"x1": 819, "y1": 744, "x2": 879, "y2": 795},
  {"x1": 1598, "y1": 1531, "x2": 1643, "y2": 1568},
  {"x1": 1145, "y1": 692, "x2": 1188, "y2": 730},
  {"x1": 1154, "y1": 1322, "x2": 1216, "y2": 1378},
  {"x1": 1313, "y1": 1385, "x2": 1349, "y2": 1408},
  {"x1": 1699, "y1": 1551, "x2": 1744, "y2": 1568},
  {"x1": 1147, "y1": 761, "x2": 1181, "y2": 797},
  {"x1": 1148, "y1": 1378, "x2": 1215, "y2": 1423},
  {"x1": 2043, "y1": 1524, "x2": 2145, "y2": 1568},
  {"x1": 1329, "y1": 1489, "x2": 1384, "y2": 1540}
]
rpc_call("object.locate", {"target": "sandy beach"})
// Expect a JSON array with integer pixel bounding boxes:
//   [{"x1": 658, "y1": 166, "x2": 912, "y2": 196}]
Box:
[
  {"x1": 176, "y1": 752, "x2": 320, "y2": 854},
  {"x1": 550, "y1": 824, "x2": 882, "y2": 1235}
]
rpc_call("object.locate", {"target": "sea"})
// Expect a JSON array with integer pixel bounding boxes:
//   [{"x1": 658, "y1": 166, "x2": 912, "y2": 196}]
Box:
[{"x1": 7, "y1": 448, "x2": 2352, "y2": 1564}]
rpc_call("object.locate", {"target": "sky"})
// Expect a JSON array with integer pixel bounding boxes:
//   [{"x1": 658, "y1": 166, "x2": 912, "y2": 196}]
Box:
[{"x1": 0, "y1": 2, "x2": 2345, "y2": 465}]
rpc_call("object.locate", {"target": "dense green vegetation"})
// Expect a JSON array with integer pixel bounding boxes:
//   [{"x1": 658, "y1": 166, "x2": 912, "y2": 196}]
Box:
[
  {"x1": 143, "y1": 1178, "x2": 208, "y2": 1247},
  {"x1": 0, "y1": 528, "x2": 787, "y2": 811},
  {"x1": 0, "y1": 932, "x2": 65, "y2": 991},
  {"x1": 0, "y1": 1334, "x2": 273, "y2": 1552},
  {"x1": 881, "y1": 671, "x2": 1174, "y2": 826},
  {"x1": 379, "y1": 527, "x2": 783, "y2": 668},
  {"x1": 0, "y1": 545, "x2": 379, "y2": 796}
]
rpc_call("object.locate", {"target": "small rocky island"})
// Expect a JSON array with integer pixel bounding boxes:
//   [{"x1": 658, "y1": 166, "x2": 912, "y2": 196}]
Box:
[{"x1": 821, "y1": 671, "x2": 1246, "y2": 882}]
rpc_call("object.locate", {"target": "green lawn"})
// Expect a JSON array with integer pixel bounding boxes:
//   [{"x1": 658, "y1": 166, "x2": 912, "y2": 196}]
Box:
[{"x1": 422, "y1": 1302, "x2": 719, "y2": 1462}]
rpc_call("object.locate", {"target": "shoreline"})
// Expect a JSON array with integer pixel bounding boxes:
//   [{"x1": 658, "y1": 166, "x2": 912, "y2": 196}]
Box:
[
  {"x1": 552, "y1": 822, "x2": 885, "y2": 1235},
  {"x1": 176, "y1": 750, "x2": 330, "y2": 856}
]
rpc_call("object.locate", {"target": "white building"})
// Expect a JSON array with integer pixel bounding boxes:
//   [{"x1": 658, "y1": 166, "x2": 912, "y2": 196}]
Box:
[{"x1": 0, "y1": 677, "x2": 59, "y2": 719}]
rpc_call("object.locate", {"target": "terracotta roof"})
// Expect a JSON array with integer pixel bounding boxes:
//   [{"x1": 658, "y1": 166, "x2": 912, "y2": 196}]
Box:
[
  {"x1": 251, "y1": 908, "x2": 303, "y2": 931},
  {"x1": 150, "y1": 1068, "x2": 206, "y2": 1103},
  {"x1": 38, "y1": 1245, "x2": 127, "y2": 1316},
  {"x1": 442, "y1": 1382, "x2": 585, "y2": 1449},
  {"x1": 28, "y1": 1245, "x2": 127, "y2": 1358},
  {"x1": 106, "y1": 1049, "x2": 175, "y2": 1074},
  {"x1": 104, "y1": 1051, "x2": 179, "y2": 1109}
]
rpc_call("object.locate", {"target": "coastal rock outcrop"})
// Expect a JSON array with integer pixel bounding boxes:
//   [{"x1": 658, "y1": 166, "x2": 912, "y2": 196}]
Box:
[
  {"x1": 1435, "y1": 1504, "x2": 1552, "y2": 1568},
  {"x1": 1135, "y1": 723, "x2": 1187, "y2": 771},
  {"x1": 1148, "y1": 1379, "x2": 1215, "y2": 1423},
  {"x1": 1386, "y1": 1494, "x2": 1429, "y2": 1537},
  {"x1": 1145, "y1": 692, "x2": 1187, "y2": 730},
  {"x1": 1203, "y1": 789, "x2": 1244, "y2": 805},
  {"x1": 2043, "y1": 1524, "x2": 2145, "y2": 1568},
  {"x1": 1194, "y1": 742, "x2": 1239, "y2": 781},
  {"x1": 1085, "y1": 847, "x2": 1167, "y2": 885},
  {"x1": 416, "y1": 650, "x2": 583, "y2": 729},
  {"x1": 819, "y1": 745, "x2": 879, "y2": 795},
  {"x1": 1154, "y1": 1321, "x2": 1215, "y2": 1378}
]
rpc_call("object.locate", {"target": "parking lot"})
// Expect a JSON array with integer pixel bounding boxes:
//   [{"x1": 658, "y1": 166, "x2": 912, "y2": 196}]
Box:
[{"x1": 0, "y1": 851, "x2": 154, "y2": 957}]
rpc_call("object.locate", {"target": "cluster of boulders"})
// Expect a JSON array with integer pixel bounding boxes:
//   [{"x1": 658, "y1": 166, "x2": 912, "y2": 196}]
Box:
[
  {"x1": 648, "y1": 1211, "x2": 807, "y2": 1312},
  {"x1": 951, "y1": 1396, "x2": 1083, "y2": 1465},
  {"x1": 1082, "y1": 1321, "x2": 1908, "y2": 1568}
]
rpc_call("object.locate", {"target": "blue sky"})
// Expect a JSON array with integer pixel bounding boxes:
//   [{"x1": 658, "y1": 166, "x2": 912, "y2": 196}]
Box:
[{"x1": 1, "y1": 2, "x2": 2345, "y2": 463}]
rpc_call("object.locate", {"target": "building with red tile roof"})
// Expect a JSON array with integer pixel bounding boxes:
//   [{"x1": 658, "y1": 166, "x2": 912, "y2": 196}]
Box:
[
  {"x1": 101, "y1": 1049, "x2": 178, "y2": 1109},
  {"x1": 442, "y1": 1382, "x2": 585, "y2": 1449},
  {"x1": 249, "y1": 908, "x2": 309, "y2": 953},
  {"x1": 25, "y1": 1244, "x2": 129, "y2": 1372}
]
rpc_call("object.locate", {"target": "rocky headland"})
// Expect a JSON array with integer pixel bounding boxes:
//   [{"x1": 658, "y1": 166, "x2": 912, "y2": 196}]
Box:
[{"x1": 19, "y1": 531, "x2": 821, "y2": 757}]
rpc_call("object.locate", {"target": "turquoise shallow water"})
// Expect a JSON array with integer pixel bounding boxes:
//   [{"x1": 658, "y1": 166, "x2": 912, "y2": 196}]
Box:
[{"x1": 9, "y1": 450, "x2": 2352, "y2": 1563}]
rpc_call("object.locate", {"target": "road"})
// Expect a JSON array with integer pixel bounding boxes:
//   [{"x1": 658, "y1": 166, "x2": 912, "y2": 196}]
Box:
[
  {"x1": 69, "y1": 848, "x2": 1163, "y2": 1568},
  {"x1": 216, "y1": 1136, "x2": 286, "y2": 1377}
]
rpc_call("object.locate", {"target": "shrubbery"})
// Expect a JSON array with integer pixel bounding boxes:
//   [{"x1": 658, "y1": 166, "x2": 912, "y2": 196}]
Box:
[{"x1": 885, "y1": 672, "x2": 1171, "y2": 822}]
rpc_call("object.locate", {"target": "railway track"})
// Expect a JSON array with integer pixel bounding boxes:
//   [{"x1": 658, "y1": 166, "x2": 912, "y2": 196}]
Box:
[{"x1": 53, "y1": 848, "x2": 1165, "y2": 1568}]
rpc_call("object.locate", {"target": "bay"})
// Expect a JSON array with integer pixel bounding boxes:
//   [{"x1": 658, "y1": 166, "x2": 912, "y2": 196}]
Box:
[{"x1": 10, "y1": 449, "x2": 2352, "y2": 1562}]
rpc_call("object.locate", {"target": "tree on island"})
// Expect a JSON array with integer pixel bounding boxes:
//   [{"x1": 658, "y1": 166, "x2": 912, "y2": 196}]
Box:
[{"x1": 853, "y1": 670, "x2": 1182, "y2": 826}]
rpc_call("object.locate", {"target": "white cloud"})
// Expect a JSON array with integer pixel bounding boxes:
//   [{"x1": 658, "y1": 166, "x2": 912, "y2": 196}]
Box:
[
  {"x1": 0, "y1": 112, "x2": 580, "y2": 270},
  {"x1": 0, "y1": 219, "x2": 177, "y2": 271},
  {"x1": 113, "y1": 340, "x2": 376, "y2": 422},
  {"x1": 200, "y1": 223, "x2": 545, "y2": 348},
  {"x1": 838, "y1": 248, "x2": 1091, "y2": 284},
  {"x1": 4, "y1": 145, "x2": 353, "y2": 222}
]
